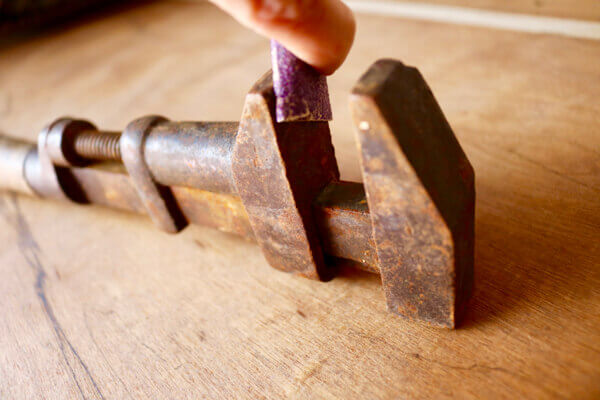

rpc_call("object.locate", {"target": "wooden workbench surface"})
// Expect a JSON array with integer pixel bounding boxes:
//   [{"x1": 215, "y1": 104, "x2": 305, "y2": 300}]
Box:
[{"x1": 1, "y1": 1, "x2": 599, "y2": 398}]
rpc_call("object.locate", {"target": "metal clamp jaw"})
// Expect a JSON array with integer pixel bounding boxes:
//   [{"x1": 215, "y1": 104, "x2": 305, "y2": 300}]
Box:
[
  {"x1": 232, "y1": 71, "x2": 340, "y2": 281},
  {"x1": 0, "y1": 59, "x2": 474, "y2": 327},
  {"x1": 351, "y1": 60, "x2": 474, "y2": 327}
]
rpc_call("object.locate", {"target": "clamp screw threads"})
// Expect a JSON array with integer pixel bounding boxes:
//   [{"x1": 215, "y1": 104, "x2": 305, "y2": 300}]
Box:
[{"x1": 73, "y1": 130, "x2": 122, "y2": 162}]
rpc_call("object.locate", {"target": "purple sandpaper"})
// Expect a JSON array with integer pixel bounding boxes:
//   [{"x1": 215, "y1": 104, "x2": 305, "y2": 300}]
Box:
[{"x1": 271, "y1": 40, "x2": 333, "y2": 122}]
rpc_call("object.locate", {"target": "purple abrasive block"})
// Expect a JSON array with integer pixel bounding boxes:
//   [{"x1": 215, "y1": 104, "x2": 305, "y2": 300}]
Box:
[{"x1": 271, "y1": 40, "x2": 333, "y2": 122}]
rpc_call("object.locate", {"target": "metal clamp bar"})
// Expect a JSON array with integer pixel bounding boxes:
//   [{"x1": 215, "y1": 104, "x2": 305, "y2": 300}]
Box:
[{"x1": 0, "y1": 135, "x2": 35, "y2": 196}]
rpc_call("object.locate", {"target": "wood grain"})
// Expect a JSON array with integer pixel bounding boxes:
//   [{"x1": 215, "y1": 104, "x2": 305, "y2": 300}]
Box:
[{"x1": 1, "y1": 1, "x2": 599, "y2": 398}]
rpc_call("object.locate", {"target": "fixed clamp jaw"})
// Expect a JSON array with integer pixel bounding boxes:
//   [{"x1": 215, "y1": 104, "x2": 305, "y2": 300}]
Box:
[
  {"x1": 0, "y1": 59, "x2": 475, "y2": 328},
  {"x1": 351, "y1": 60, "x2": 475, "y2": 327}
]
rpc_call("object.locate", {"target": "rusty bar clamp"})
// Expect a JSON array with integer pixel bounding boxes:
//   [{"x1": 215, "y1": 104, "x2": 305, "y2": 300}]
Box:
[{"x1": 0, "y1": 60, "x2": 475, "y2": 327}]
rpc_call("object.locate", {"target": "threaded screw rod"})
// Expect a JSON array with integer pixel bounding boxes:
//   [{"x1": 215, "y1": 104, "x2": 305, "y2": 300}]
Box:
[{"x1": 72, "y1": 130, "x2": 122, "y2": 162}]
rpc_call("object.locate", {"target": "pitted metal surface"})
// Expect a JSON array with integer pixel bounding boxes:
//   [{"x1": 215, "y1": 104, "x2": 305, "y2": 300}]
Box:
[
  {"x1": 232, "y1": 71, "x2": 339, "y2": 280},
  {"x1": 121, "y1": 115, "x2": 188, "y2": 233},
  {"x1": 351, "y1": 60, "x2": 475, "y2": 327}
]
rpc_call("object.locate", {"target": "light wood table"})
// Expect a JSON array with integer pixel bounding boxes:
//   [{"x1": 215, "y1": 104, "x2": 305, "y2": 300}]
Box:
[{"x1": 1, "y1": 1, "x2": 599, "y2": 398}]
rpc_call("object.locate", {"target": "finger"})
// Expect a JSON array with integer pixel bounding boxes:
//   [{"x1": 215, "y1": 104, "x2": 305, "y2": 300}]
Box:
[{"x1": 209, "y1": 0, "x2": 356, "y2": 75}]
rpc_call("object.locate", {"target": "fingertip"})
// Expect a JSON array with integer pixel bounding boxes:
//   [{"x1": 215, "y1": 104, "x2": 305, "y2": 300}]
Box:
[
  {"x1": 313, "y1": 4, "x2": 356, "y2": 74},
  {"x1": 288, "y1": 0, "x2": 356, "y2": 74},
  {"x1": 212, "y1": 0, "x2": 356, "y2": 74}
]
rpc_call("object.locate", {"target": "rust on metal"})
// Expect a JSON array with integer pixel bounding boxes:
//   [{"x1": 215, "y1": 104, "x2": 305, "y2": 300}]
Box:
[
  {"x1": 121, "y1": 115, "x2": 188, "y2": 233},
  {"x1": 144, "y1": 121, "x2": 238, "y2": 195},
  {"x1": 350, "y1": 59, "x2": 475, "y2": 327},
  {"x1": 0, "y1": 59, "x2": 475, "y2": 327},
  {"x1": 232, "y1": 71, "x2": 339, "y2": 280},
  {"x1": 70, "y1": 162, "x2": 376, "y2": 270},
  {"x1": 313, "y1": 182, "x2": 378, "y2": 272}
]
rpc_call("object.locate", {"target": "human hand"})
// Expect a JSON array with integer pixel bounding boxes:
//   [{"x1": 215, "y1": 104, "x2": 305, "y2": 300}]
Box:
[{"x1": 208, "y1": 0, "x2": 356, "y2": 75}]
